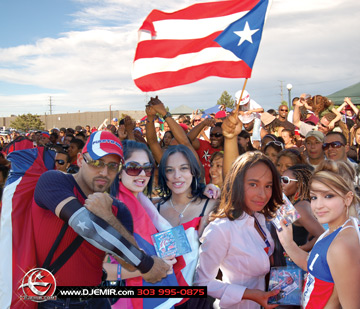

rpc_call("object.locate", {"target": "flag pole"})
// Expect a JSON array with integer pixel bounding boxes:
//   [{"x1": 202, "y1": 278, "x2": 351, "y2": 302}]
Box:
[{"x1": 234, "y1": 78, "x2": 248, "y2": 114}]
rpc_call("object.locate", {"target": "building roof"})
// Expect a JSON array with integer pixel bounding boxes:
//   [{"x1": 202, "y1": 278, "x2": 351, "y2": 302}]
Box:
[{"x1": 170, "y1": 104, "x2": 194, "y2": 115}]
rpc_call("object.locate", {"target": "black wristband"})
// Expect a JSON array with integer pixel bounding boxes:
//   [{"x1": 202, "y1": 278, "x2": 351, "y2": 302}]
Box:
[
  {"x1": 163, "y1": 112, "x2": 172, "y2": 119},
  {"x1": 137, "y1": 251, "x2": 154, "y2": 274}
]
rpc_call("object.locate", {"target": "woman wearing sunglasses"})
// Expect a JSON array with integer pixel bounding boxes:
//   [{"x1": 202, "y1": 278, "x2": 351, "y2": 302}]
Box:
[
  {"x1": 281, "y1": 165, "x2": 324, "y2": 252},
  {"x1": 106, "y1": 140, "x2": 180, "y2": 309},
  {"x1": 277, "y1": 161, "x2": 360, "y2": 308},
  {"x1": 263, "y1": 140, "x2": 284, "y2": 165}
]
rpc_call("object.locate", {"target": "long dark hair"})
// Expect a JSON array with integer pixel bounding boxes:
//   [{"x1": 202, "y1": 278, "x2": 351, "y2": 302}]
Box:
[
  {"x1": 157, "y1": 145, "x2": 205, "y2": 203},
  {"x1": 110, "y1": 140, "x2": 155, "y2": 197},
  {"x1": 211, "y1": 151, "x2": 282, "y2": 221}
]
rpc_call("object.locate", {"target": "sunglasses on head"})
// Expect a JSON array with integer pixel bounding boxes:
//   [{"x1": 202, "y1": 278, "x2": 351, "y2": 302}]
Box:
[
  {"x1": 210, "y1": 132, "x2": 223, "y2": 138},
  {"x1": 55, "y1": 159, "x2": 66, "y2": 165},
  {"x1": 83, "y1": 154, "x2": 122, "y2": 172},
  {"x1": 123, "y1": 161, "x2": 154, "y2": 177},
  {"x1": 265, "y1": 140, "x2": 284, "y2": 149},
  {"x1": 280, "y1": 176, "x2": 298, "y2": 184},
  {"x1": 322, "y1": 141, "x2": 344, "y2": 150}
]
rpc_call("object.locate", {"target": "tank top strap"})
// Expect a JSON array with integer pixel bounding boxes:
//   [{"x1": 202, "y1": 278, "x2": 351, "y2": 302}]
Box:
[{"x1": 199, "y1": 198, "x2": 210, "y2": 217}]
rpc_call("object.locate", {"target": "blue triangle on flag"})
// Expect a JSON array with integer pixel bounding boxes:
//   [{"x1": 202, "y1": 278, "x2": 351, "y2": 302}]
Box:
[{"x1": 215, "y1": 0, "x2": 269, "y2": 68}]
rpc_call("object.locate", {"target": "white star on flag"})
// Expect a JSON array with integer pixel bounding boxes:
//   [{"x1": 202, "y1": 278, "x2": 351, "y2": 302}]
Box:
[
  {"x1": 77, "y1": 220, "x2": 89, "y2": 232},
  {"x1": 234, "y1": 21, "x2": 259, "y2": 46}
]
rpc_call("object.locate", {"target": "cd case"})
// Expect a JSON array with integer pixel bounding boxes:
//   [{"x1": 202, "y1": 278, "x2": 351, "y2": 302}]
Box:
[
  {"x1": 151, "y1": 225, "x2": 192, "y2": 258},
  {"x1": 268, "y1": 266, "x2": 305, "y2": 305},
  {"x1": 270, "y1": 193, "x2": 300, "y2": 232}
]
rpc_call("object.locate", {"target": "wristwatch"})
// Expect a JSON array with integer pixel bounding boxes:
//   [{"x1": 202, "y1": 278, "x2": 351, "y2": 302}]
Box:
[{"x1": 163, "y1": 112, "x2": 172, "y2": 119}]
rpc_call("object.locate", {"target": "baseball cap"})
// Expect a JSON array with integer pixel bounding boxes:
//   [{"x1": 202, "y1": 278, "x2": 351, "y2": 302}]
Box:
[
  {"x1": 305, "y1": 130, "x2": 324, "y2": 143},
  {"x1": 82, "y1": 131, "x2": 123, "y2": 161},
  {"x1": 235, "y1": 90, "x2": 250, "y2": 105},
  {"x1": 215, "y1": 111, "x2": 227, "y2": 119},
  {"x1": 155, "y1": 123, "x2": 161, "y2": 128},
  {"x1": 239, "y1": 113, "x2": 255, "y2": 124},
  {"x1": 112, "y1": 118, "x2": 118, "y2": 122}
]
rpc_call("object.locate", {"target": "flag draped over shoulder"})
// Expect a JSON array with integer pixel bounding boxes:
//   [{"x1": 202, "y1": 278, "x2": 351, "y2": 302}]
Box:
[
  {"x1": 0, "y1": 147, "x2": 55, "y2": 308},
  {"x1": 133, "y1": 0, "x2": 271, "y2": 92}
]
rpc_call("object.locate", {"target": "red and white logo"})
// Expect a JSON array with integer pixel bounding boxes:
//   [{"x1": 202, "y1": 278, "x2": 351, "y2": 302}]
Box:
[{"x1": 19, "y1": 268, "x2": 57, "y2": 302}]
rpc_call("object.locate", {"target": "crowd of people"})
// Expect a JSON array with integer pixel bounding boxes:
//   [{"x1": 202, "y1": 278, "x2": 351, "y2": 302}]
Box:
[{"x1": 0, "y1": 91, "x2": 360, "y2": 308}]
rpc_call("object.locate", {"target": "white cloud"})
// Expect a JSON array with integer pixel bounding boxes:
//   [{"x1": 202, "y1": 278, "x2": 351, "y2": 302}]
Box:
[{"x1": 0, "y1": 0, "x2": 359, "y2": 117}]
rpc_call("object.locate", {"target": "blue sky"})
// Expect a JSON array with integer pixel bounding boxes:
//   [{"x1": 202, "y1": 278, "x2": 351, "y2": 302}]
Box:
[{"x1": 0, "y1": 0, "x2": 359, "y2": 118}]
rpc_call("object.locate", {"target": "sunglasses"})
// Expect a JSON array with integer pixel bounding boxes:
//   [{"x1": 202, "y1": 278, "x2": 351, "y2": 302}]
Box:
[
  {"x1": 194, "y1": 118, "x2": 201, "y2": 122},
  {"x1": 318, "y1": 122, "x2": 328, "y2": 128},
  {"x1": 265, "y1": 140, "x2": 284, "y2": 149},
  {"x1": 83, "y1": 154, "x2": 122, "y2": 172},
  {"x1": 280, "y1": 109, "x2": 289, "y2": 112},
  {"x1": 322, "y1": 141, "x2": 344, "y2": 150},
  {"x1": 123, "y1": 161, "x2": 154, "y2": 177},
  {"x1": 210, "y1": 133, "x2": 223, "y2": 138},
  {"x1": 55, "y1": 159, "x2": 66, "y2": 165},
  {"x1": 280, "y1": 176, "x2": 298, "y2": 184}
]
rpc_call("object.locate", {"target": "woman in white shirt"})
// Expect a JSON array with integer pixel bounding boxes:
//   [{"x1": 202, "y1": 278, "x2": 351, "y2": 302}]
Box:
[{"x1": 194, "y1": 151, "x2": 283, "y2": 309}]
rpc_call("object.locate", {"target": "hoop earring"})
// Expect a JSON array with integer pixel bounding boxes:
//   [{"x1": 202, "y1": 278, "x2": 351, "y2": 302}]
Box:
[
  {"x1": 346, "y1": 205, "x2": 349, "y2": 218},
  {"x1": 194, "y1": 177, "x2": 198, "y2": 190}
]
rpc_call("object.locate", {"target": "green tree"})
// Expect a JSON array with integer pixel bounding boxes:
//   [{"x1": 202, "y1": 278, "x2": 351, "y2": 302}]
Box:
[
  {"x1": 10, "y1": 113, "x2": 45, "y2": 132},
  {"x1": 217, "y1": 91, "x2": 235, "y2": 109}
]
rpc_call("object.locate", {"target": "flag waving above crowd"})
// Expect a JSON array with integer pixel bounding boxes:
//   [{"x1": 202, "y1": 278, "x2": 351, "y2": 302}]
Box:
[{"x1": 133, "y1": 0, "x2": 271, "y2": 92}]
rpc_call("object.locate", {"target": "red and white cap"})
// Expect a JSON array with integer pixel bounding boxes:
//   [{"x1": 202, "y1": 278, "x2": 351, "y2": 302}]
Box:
[
  {"x1": 82, "y1": 131, "x2": 123, "y2": 161},
  {"x1": 235, "y1": 90, "x2": 251, "y2": 105}
]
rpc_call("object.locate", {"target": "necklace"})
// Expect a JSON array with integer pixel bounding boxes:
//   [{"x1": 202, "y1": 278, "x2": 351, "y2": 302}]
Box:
[{"x1": 169, "y1": 198, "x2": 193, "y2": 219}]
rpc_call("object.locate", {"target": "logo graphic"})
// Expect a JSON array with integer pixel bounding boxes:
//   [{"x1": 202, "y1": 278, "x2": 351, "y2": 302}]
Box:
[{"x1": 19, "y1": 268, "x2": 57, "y2": 302}]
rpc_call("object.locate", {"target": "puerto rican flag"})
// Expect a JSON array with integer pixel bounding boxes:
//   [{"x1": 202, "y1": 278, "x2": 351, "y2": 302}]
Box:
[
  {"x1": 0, "y1": 147, "x2": 55, "y2": 308},
  {"x1": 133, "y1": 0, "x2": 271, "y2": 92}
]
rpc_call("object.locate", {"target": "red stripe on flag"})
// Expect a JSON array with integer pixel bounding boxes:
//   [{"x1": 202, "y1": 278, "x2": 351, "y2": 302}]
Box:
[
  {"x1": 141, "y1": 0, "x2": 259, "y2": 24},
  {"x1": 134, "y1": 33, "x2": 222, "y2": 60},
  {"x1": 134, "y1": 60, "x2": 252, "y2": 92}
]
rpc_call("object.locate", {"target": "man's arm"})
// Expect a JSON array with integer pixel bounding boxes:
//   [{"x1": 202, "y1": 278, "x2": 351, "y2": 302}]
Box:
[
  {"x1": 54, "y1": 194, "x2": 170, "y2": 283},
  {"x1": 292, "y1": 101, "x2": 303, "y2": 128},
  {"x1": 148, "y1": 97, "x2": 203, "y2": 167},
  {"x1": 187, "y1": 118, "x2": 216, "y2": 150}
]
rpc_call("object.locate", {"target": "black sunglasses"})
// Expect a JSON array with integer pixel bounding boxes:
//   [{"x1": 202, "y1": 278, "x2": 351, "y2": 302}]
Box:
[
  {"x1": 83, "y1": 154, "x2": 122, "y2": 172},
  {"x1": 123, "y1": 161, "x2": 154, "y2": 177},
  {"x1": 210, "y1": 133, "x2": 223, "y2": 138},
  {"x1": 280, "y1": 109, "x2": 288, "y2": 112},
  {"x1": 322, "y1": 141, "x2": 344, "y2": 150},
  {"x1": 55, "y1": 159, "x2": 66, "y2": 165}
]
